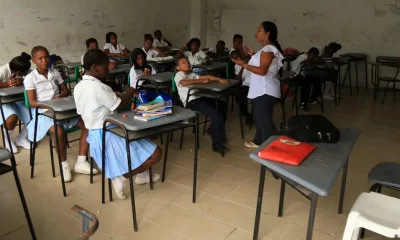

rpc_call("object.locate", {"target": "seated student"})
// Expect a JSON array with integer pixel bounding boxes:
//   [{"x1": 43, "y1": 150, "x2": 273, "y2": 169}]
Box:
[
  {"x1": 81, "y1": 38, "x2": 99, "y2": 64},
  {"x1": 230, "y1": 34, "x2": 247, "y2": 59},
  {"x1": 207, "y1": 40, "x2": 229, "y2": 58},
  {"x1": 103, "y1": 32, "x2": 131, "y2": 57},
  {"x1": 153, "y1": 30, "x2": 172, "y2": 49},
  {"x1": 143, "y1": 34, "x2": 165, "y2": 59},
  {"x1": 176, "y1": 38, "x2": 207, "y2": 66},
  {"x1": 74, "y1": 49, "x2": 161, "y2": 199},
  {"x1": 319, "y1": 42, "x2": 342, "y2": 58},
  {"x1": 174, "y1": 57, "x2": 228, "y2": 153},
  {"x1": 230, "y1": 51, "x2": 251, "y2": 121},
  {"x1": 129, "y1": 48, "x2": 156, "y2": 88},
  {"x1": 318, "y1": 42, "x2": 342, "y2": 100},
  {"x1": 24, "y1": 46, "x2": 97, "y2": 182},
  {"x1": 0, "y1": 53, "x2": 32, "y2": 153}
]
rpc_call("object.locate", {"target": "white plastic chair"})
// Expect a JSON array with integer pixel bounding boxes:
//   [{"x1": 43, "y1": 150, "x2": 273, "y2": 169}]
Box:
[{"x1": 343, "y1": 192, "x2": 400, "y2": 240}]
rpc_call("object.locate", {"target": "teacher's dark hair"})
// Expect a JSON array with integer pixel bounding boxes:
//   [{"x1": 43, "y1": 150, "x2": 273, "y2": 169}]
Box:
[{"x1": 261, "y1": 21, "x2": 283, "y2": 54}]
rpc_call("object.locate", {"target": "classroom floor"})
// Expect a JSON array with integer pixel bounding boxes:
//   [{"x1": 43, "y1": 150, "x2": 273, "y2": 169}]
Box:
[{"x1": 1, "y1": 87, "x2": 399, "y2": 240}]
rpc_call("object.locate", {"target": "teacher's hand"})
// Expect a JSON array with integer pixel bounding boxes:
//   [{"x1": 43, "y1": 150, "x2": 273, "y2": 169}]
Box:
[
  {"x1": 232, "y1": 58, "x2": 246, "y2": 67},
  {"x1": 244, "y1": 46, "x2": 255, "y2": 56}
]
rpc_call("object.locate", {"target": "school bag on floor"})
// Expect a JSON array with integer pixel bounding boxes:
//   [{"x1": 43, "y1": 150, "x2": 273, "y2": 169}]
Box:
[
  {"x1": 49, "y1": 54, "x2": 68, "y2": 80},
  {"x1": 286, "y1": 115, "x2": 340, "y2": 143}
]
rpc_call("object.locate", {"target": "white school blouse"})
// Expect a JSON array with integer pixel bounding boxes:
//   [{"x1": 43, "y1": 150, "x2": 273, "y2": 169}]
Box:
[
  {"x1": 234, "y1": 65, "x2": 251, "y2": 86},
  {"x1": 290, "y1": 53, "x2": 307, "y2": 76},
  {"x1": 74, "y1": 75, "x2": 121, "y2": 130},
  {"x1": 24, "y1": 69, "x2": 64, "y2": 102},
  {"x1": 142, "y1": 47, "x2": 160, "y2": 59},
  {"x1": 247, "y1": 45, "x2": 283, "y2": 99},
  {"x1": 0, "y1": 64, "x2": 12, "y2": 82},
  {"x1": 129, "y1": 66, "x2": 157, "y2": 88},
  {"x1": 153, "y1": 39, "x2": 169, "y2": 48},
  {"x1": 174, "y1": 71, "x2": 199, "y2": 106},
  {"x1": 103, "y1": 43, "x2": 126, "y2": 54},
  {"x1": 183, "y1": 50, "x2": 206, "y2": 65}
]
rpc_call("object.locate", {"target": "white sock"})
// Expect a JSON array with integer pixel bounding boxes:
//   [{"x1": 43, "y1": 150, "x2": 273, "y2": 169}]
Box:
[
  {"x1": 76, "y1": 155, "x2": 87, "y2": 164},
  {"x1": 136, "y1": 170, "x2": 149, "y2": 178},
  {"x1": 16, "y1": 126, "x2": 28, "y2": 141},
  {"x1": 3, "y1": 128, "x2": 14, "y2": 140},
  {"x1": 115, "y1": 175, "x2": 126, "y2": 183},
  {"x1": 61, "y1": 161, "x2": 69, "y2": 168}
]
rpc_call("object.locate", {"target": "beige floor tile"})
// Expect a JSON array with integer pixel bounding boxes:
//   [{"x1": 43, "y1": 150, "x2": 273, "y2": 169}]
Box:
[
  {"x1": 212, "y1": 166, "x2": 256, "y2": 185},
  {"x1": 167, "y1": 169, "x2": 210, "y2": 188},
  {"x1": 171, "y1": 188, "x2": 225, "y2": 215},
  {"x1": 197, "y1": 177, "x2": 240, "y2": 198}
]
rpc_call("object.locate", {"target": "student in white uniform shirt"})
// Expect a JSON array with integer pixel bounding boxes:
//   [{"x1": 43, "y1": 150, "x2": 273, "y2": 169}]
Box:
[
  {"x1": 176, "y1": 38, "x2": 207, "y2": 66},
  {"x1": 24, "y1": 46, "x2": 97, "y2": 182},
  {"x1": 81, "y1": 38, "x2": 99, "y2": 65},
  {"x1": 233, "y1": 21, "x2": 284, "y2": 149},
  {"x1": 0, "y1": 53, "x2": 32, "y2": 153},
  {"x1": 206, "y1": 40, "x2": 229, "y2": 58},
  {"x1": 74, "y1": 49, "x2": 161, "y2": 199},
  {"x1": 129, "y1": 48, "x2": 156, "y2": 88},
  {"x1": 143, "y1": 34, "x2": 164, "y2": 59},
  {"x1": 174, "y1": 57, "x2": 228, "y2": 154},
  {"x1": 103, "y1": 32, "x2": 131, "y2": 57},
  {"x1": 317, "y1": 42, "x2": 342, "y2": 100},
  {"x1": 231, "y1": 50, "x2": 252, "y2": 120},
  {"x1": 153, "y1": 30, "x2": 172, "y2": 48}
]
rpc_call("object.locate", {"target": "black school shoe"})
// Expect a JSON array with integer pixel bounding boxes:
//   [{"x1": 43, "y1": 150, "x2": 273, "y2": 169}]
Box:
[{"x1": 212, "y1": 144, "x2": 229, "y2": 154}]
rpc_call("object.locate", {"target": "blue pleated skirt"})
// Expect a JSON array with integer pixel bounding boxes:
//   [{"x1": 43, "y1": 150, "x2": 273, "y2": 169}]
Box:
[
  {"x1": 27, "y1": 108, "x2": 80, "y2": 142},
  {"x1": 0, "y1": 101, "x2": 31, "y2": 125},
  {"x1": 87, "y1": 127, "x2": 157, "y2": 179}
]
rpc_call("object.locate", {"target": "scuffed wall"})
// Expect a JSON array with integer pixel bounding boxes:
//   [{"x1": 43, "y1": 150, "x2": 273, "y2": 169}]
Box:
[
  {"x1": 0, "y1": 0, "x2": 190, "y2": 63},
  {"x1": 206, "y1": 0, "x2": 400, "y2": 59}
]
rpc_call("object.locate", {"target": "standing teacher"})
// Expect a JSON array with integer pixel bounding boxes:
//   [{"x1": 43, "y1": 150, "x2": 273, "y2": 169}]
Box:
[{"x1": 233, "y1": 21, "x2": 283, "y2": 148}]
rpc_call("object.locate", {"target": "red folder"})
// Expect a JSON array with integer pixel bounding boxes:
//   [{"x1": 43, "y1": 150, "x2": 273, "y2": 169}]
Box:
[{"x1": 258, "y1": 136, "x2": 316, "y2": 165}]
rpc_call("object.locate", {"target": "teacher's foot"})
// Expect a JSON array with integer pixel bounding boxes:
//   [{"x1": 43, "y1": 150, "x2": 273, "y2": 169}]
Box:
[{"x1": 244, "y1": 142, "x2": 259, "y2": 148}]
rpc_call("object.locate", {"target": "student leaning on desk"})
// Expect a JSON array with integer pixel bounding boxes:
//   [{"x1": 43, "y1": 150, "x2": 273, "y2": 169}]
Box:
[
  {"x1": 24, "y1": 46, "x2": 98, "y2": 183},
  {"x1": 75, "y1": 49, "x2": 162, "y2": 200}
]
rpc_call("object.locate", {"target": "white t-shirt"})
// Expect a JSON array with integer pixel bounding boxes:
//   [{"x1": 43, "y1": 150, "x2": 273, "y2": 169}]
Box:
[
  {"x1": 247, "y1": 45, "x2": 283, "y2": 99},
  {"x1": 234, "y1": 65, "x2": 251, "y2": 86},
  {"x1": 153, "y1": 39, "x2": 169, "y2": 48},
  {"x1": 142, "y1": 47, "x2": 160, "y2": 59},
  {"x1": 24, "y1": 69, "x2": 64, "y2": 102},
  {"x1": 183, "y1": 50, "x2": 206, "y2": 65},
  {"x1": 290, "y1": 53, "x2": 307, "y2": 75},
  {"x1": 129, "y1": 66, "x2": 156, "y2": 88},
  {"x1": 103, "y1": 43, "x2": 126, "y2": 54},
  {"x1": 0, "y1": 64, "x2": 12, "y2": 82},
  {"x1": 174, "y1": 71, "x2": 199, "y2": 106},
  {"x1": 74, "y1": 75, "x2": 121, "y2": 130}
]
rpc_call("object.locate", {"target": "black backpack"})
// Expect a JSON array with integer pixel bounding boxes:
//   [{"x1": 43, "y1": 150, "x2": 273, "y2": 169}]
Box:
[{"x1": 287, "y1": 115, "x2": 340, "y2": 143}]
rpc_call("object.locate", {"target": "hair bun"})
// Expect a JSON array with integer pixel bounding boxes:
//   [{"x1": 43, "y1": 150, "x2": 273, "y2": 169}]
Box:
[{"x1": 20, "y1": 52, "x2": 32, "y2": 61}]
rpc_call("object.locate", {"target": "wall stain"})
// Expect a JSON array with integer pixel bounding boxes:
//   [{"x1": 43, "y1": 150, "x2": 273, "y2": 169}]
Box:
[
  {"x1": 361, "y1": 31, "x2": 372, "y2": 44},
  {"x1": 107, "y1": 25, "x2": 115, "y2": 28},
  {"x1": 385, "y1": 3, "x2": 400, "y2": 15},
  {"x1": 16, "y1": 41, "x2": 28, "y2": 47},
  {"x1": 31, "y1": 11, "x2": 40, "y2": 14},
  {"x1": 82, "y1": 21, "x2": 92, "y2": 27},
  {"x1": 99, "y1": 23, "x2": 105, "y2": 29},
  {"x1": 40, "y1": 18, "x2": 51, "y2": 22},
  {"x1": 302, "y1": 11, "x2": 325, "y2": 19},
  {"x1": 374, "y1": 10, "x2": 386, "y2": 17},
  {"x1": 0, "y1": 19, "x2": 4, "y2": 30}
]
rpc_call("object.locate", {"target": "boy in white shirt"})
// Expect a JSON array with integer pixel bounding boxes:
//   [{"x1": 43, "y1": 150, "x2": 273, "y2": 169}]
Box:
[
  {"x1": 176, "y1": 38, "x2": 207, "y2": 66},
  {"x1": 174, "y1": 57, "x2": 228, "y2": 154},
  {"x1": 153, "y1": 30, "x2": 172, "y2": 49},
  {"x1": 207, "y1": 40, "x2": 229, "y2": 58},
  {"x1": 143, "y1": 34, "x2": 165, "y2": 59},
  {"x1": 231, "y1": 51, "x2": 251, "y2": 121},
  {"x1": 81, "y1": 38, "x2": 99, "y2": 65},
  {"x1": 103, "y1": 32, "x2": 131, "y2": 57}
]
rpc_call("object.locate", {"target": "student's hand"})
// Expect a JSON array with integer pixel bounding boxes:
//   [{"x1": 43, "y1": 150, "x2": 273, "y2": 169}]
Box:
[
  {"x1": 182, "y1": 44, "x2": 188, "y2": 50},
  {"x1": 53, "y1": 95, "x2": 61, "y2": 99},
  {"x1": 133, "y1": 91, "x2": 139, "y2": 98},
  {"x1": 143, "y1": 68, "x2": 151, "y2": 75},
  {"x1": 7, "y1": 75, "x2": 20, "y2": 87},
  {"x1": 244, "y1": 46, "x2": 255, "y2": 56},
  {"x1": 232, "y1": 58, "x2": 246, "y2": 67},
  {"x1": 218, "y1": 79, "x2": 228, "y2": 84},
  {"x1": 202, "y1": 78, "x2": 210, "y2": 84}
]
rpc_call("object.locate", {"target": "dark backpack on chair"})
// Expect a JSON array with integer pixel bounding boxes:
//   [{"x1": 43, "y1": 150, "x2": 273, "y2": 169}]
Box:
[{"x1": 287, "y1": 115, "x2": 340, "y2": 143}]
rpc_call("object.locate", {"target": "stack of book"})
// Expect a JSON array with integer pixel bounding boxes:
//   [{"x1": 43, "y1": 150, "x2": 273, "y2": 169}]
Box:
[{"x1": 134, "y1": 98, "x2": 172, "y2": 122}]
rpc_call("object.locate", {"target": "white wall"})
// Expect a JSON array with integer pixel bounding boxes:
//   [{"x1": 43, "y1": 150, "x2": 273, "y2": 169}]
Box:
[
  {"x1": 206, "y1": 0, "x2": 400, "y2": 59},
  {"x1": 0, "y1": 0, "x2": 191, "y2": 63}
]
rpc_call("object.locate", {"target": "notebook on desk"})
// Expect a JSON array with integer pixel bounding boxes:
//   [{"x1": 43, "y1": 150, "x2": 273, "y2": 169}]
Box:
[{"x1": 258, "y1": 136, "x2": 316, "y2": 166}]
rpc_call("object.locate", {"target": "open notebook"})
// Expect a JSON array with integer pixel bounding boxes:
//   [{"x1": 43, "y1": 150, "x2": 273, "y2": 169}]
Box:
[{"x1": 258, "y1": 136, "x2": 316, "y2": 166}]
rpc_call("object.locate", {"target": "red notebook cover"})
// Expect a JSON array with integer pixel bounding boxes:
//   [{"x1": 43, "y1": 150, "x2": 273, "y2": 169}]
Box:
[{"x1": 258, "y1": 136, "x2": 316, "y2": 165}]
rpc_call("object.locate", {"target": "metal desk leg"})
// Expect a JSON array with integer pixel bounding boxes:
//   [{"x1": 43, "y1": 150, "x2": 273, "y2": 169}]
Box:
[
  {"x1": 52, "y1": 113, "x2": 67, "y2": 197},
  {"x1": 161, "y1": 131, "x2": 171, "y2": 182},
  {"x1": 125, "y1": 133, "x2": 138, "y2": 231},
  {"x1": 364, "y1": 60, "x2": 368, "y2": 90},
  {"x1": 193, "y1": 116, "x2": 199, "y2": 203},
  {"x1": 253, "y1": 165, "x2": 267, "y2": 240},
  {"x1": 349, "y1": 62, "x2": 353, "y2": 96},
  {"x1": 338, "y1": 161, "x2": 348, "y2": 214},
  {"x1": 101, "y1": 125, "x2": 106, "y2": 204},
  {"x1": 237, "y1": 86, "x2": 244, "y2": 139},
  {"x1": 31, "y1": 108, "x2": 39, "y2": 179},
  {"x1": 355, "y1": 61, "x2": 359, "y2": 95},
  {"x1": 306, "y1": 193, "x2": 318, "y2": 240},
  {"x1": 278, "y1": 180, "x2": 286, "y2": 217}
]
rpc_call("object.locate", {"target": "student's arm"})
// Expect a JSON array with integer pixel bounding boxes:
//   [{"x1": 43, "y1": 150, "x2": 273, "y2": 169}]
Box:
[
  {"x1": 123, "y1": 48, "x2": 131, "y2": 56},
  {"x1": 55, "y1": 82, "x2": 70, "y2": 98},
  {"x1": 154, "y1": 48, "x2": 166, "y2": 57},
  {"x1": 104, "y1": 49, "x2": 122, "y2": 57},
  {"x1": 235, "y1": 67, "x2": 245, "y2": 81},
  {"x1": 179, "y1": 78, "x2": 210, "y2": 86},
  {"x1": 233, "y1": 51, "x2": 273, "y2": 76},
  {"x1": 26, "y1": 89, "x2": 39, "y2": 108},
  {"x1": 116, "y1": 86, "x2": 138, "y2": 111},
  {"x1": 175, "y1": 45, "x2": 187, "y2": 58},
  {"x1": 198, "y1": 75, "x2": 227, "y2": 84},
  {"x1": 164, "y1": 38, "x2": 172, "y2": 47}
]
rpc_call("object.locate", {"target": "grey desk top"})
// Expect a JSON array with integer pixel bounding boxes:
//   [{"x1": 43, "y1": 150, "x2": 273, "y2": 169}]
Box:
[
  {"x1": 279, "y1": 71, "x2": 295, "y2": 80},
  {"x1": 147, "y1": 58, "x2": 176, "y2": 65},
  {"x1": 38, "y1": 97, "x2": 76, "y2": 112},
  {"x1": 109, "y1": 64, "x2": 131, "y2": 75},
  {"x1": 249, "y1": 128, "x2": 360, "y2": 196},
  {"x1": 376, "y1": 56, "x2": 400, "y2": 63},
  {"x1": 340, "y1": 53, "x2": 367, "y2": 60},
  {"x1": 0, "y1": 86, "x2": 24, "y2": 97},
  {"x1": 105, "y1": 106, "x2": 196, "y2": 131},
  {"x1": 193, "y1": 61, "x2": 227, "y2": 71},
  {"x1": 138, "y1": 72, "x2": 175, "y2": 83},
  {"x1": 187, "y1": 79, "x2": 240, "y2": 92}
]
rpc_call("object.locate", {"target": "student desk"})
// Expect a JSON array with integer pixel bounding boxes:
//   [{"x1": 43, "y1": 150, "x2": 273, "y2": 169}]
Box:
[
  {"x1": 250, "y1": 128, "x2": 360, "y2": 240},
  {"x1": 340, "y1": 53, "x2": 368, "y2": 95},
  {"x1": 108, "y1": 64, "x2": 131, "y2": 89},
  {"x1": 32, "y1": 97, "x2": 79, "y2": 197},
  {"x1": 278, "y1": 71, "x2": 296, "y2": 124},
  {"x1": 110, "y1": 56, "x2": 130, "y2": 64},
  {"x1": 186, "y1": 79, "x2": 243, "y2": 156},
  {"x1": 0, "y1": 86, "x2": 25, "y2": 149},
  {"x1": 193, "y1": 61, "x2": 228, "y2": 76},
  {"x1": 102, "y1": 106, "x2": 197, "y2": 231},
  {"x1": 148, "y1": 58, "x2": 177, "y2": 72},
  {"x1": 136, "y1": 71, "x2": 174, "y2": 94}
]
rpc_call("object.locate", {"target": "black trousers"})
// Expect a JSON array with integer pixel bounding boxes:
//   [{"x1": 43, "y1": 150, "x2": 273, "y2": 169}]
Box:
[
  {"x1": 235, "y1": 86, "x2": 250, "y2": 115},
  {"x1": 187, "y1": 98, "x2": 227, "y2": 145},
  {"x1": 294, "y1": 75, "x2": 321, "y2": 104},
  {"x1": 252, "y1": 94, "x2": 276, "y2": 145}
]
